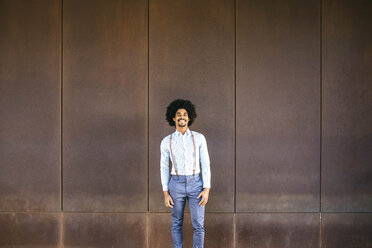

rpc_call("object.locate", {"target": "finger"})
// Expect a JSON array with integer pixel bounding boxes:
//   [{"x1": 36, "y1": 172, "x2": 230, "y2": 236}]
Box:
[
  {"x1": 168, "y1": 200, "x2": 173, "y2": 208},
  {"x1": 199, "y1": 197, "x2": 204, "y2": 206},
  {"x1": 170, "y1": 198, "x2": 174, "y2": 205},
  {"x1": 197, "y1": 193, "x2": 201, "y2": 199}
]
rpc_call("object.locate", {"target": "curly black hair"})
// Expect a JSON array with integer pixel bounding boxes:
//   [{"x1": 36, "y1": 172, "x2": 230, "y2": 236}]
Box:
[{"x1": 166, "y1": 99, "x2": 197, "y2": 127}]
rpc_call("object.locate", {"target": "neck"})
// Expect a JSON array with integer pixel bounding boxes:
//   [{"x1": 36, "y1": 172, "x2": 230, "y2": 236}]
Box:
[{"x1": 176, "y1": 126, "x2": 188, "y2": 135}]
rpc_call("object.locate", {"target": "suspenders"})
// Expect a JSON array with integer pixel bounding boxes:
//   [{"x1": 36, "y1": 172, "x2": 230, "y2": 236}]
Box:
[{"x1": 169, "y1": 130, "x2": 197, "y2": 177}]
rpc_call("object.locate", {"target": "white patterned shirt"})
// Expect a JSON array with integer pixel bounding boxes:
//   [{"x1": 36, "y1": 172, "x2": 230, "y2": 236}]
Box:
[{"x1": 160, "y1": 127, "x2": 211, "y2": 191}]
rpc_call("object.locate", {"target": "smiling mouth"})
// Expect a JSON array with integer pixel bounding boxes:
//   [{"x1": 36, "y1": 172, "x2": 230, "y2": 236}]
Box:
[{"x1": 178, "y1": 119, "x2": 186, "y2": 125}]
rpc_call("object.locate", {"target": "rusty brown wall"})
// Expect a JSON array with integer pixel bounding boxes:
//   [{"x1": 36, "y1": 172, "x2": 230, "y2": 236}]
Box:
[{"x1": 0, "y1": 0, "x2": 371, "y2": 247}]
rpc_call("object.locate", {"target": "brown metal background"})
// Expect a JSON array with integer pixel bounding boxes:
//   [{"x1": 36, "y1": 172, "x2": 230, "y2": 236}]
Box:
[
  {"x1": 321, "y1": 0, "x2": 372, "y2": 212},
  {"x1": 0, "y1": 0, "x2": 61, "y2": 211},
  {"x1": 236, "y1": 0, "x2": 320, "y2": 212},
  {"x1": 0, "y1": 213, "x2": 61, "y2": 247},
  {"x1": 0, "y1": 0, "x2": 371, "y2": 247},
  {"x1": 63, "y1": 0, "x2": 148, "y2": 212},
  {"x1": 236, "y1": 213, "x2": 319, "y2": 247}
]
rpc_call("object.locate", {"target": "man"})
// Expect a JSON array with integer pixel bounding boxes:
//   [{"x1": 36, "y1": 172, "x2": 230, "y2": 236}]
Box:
[{"x1": 160, "y1": 99, "x2": 211, "y2": 248}]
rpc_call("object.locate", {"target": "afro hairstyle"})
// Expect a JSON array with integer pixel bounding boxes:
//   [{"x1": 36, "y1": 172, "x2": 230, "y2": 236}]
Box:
[{"x1": 165, "y1": 99, "x2": 197, "y2": 127}]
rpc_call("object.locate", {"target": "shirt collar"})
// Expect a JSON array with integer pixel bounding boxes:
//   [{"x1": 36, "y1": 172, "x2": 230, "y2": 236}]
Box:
[{"x1": 174, "y1": 127, "x2": 191, "y2": 137}]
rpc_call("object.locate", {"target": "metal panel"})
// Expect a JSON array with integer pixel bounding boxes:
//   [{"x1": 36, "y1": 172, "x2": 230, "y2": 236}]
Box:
[
  {"x1": 148, "y1": 213, "x2": 172, "y2": 247},
  {"x1": 204, "y1": 213, "x2": 234, "y2": 247},
  {"x1": 0, "y1": 213, "x2": 60, "y2": 247},
  {"x1": 63, "y1": 213, "x2": 146, "y2": 248},
  {"x1": 0, "y1": 0, "x2": 61, "y2": 211},
  {"x1": 322, "y1": 0, "x2": 372, "y2": 212},
  {"x1": 63, "y1": 0, "x2": 148, "y2": 211},
  {"x1": 149, "y1": 213, "x2": 234, "y2": 247},
  {"x1": 148, "y1": 0, "x2": 235, "y2": 213},
  {"x1": 322, "y1": 213, "x2": 372, "y2": 247},
  {"x1": 236, "y1": 213, "x2": 319, "y2": 248},
  {"x1": 236, "y1": 0, "x2": 320, "y2": 212}
]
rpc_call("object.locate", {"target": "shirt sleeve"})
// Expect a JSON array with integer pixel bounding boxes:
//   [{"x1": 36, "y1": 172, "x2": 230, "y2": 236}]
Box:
[
  {"x1": 199, "y1": 134, "x2": 211, "y2": 189},
  {"x1": 160, "y1": 138, "x2": 170, "y2": 191}
]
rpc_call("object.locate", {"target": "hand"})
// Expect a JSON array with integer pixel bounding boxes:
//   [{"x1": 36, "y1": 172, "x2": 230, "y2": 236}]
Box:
[
  {"x1": 163, "y1": 191, "x2": 174, "y2": 208},
  {"x1": 197, "y1": 188, "x2": 210, "y2": 207}
]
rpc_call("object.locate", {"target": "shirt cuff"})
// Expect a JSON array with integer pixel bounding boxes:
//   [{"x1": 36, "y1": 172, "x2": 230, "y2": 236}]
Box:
[
  {"x1": 162, "y1": 185, "x2": 168, "y2": 191},
  {"x1": 203, "y1": 182, "x2": 211, "y2": 189}
]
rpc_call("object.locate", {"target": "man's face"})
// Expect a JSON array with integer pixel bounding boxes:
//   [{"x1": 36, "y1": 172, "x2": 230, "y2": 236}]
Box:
[{"x1": 173, "y1": 108, "x2": 189, "y2": 127}]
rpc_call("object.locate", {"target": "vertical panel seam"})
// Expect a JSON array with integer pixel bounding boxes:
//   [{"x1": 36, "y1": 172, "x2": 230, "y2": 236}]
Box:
[
  {"x1": 146, "y1": 213, "x2": 149, "y2": 248},
  {"x1": 60, "y1": 0, "x2": 64, "y2": 213},
  {"x1": 319, "y1": 0, "x2": 323, "y2": 214},
  {"x1": 320, "y1": 0, "x2": 323, "y2": 247},
  {"x1": 234, "y1": 0, "x2": 237, "y2": 215},
  {"x1": 233, "y1": 213, "x2": 236, "y2": 248},
  {"x1": 319, "y1": 212, "x2": 322, "y2": 248},
  {"x1": 60, "y1": 212, "x2": 64, "y2": 248},
  {"x1": 147, "y1": 0, "x2": 150, "y2": 214},
  {"x1": 60, "y1": 0, "x2": 64, "y2": 244}
]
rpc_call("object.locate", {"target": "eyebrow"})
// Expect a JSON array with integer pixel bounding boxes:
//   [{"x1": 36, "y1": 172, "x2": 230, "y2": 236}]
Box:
[{"x1": 176, "y1": 112, "x2": 188, "y2": 115}]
